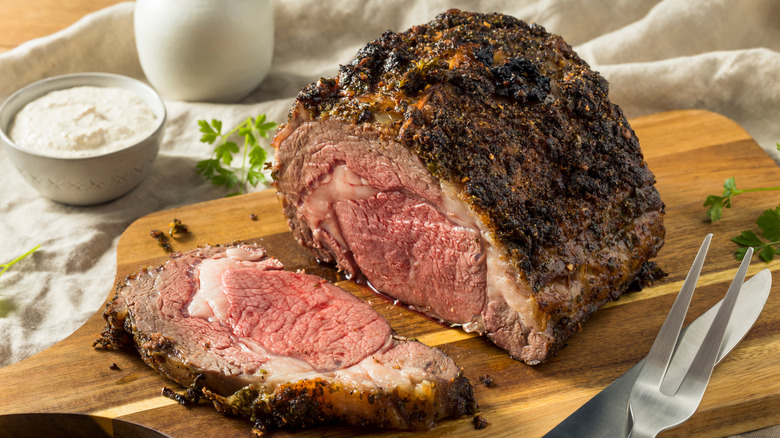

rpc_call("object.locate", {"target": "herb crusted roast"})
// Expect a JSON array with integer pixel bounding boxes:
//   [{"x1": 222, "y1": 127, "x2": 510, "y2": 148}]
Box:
[
  {"x1": 272, "y1": 9, "x2": 665, "y2": 365},
  {"x1": 95, "y1": 244, "x2": 476, "y2": 435}
]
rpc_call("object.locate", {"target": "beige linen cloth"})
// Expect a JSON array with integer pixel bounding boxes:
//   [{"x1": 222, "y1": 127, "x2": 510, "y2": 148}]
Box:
[{"x1": 0, "y1": 1, "x2": 778, "y2": 435}]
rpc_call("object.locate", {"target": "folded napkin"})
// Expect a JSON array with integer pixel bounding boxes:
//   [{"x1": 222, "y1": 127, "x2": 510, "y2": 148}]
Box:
[{"x1": 1, "y1": 0, "x2": 778, "y2": 374}]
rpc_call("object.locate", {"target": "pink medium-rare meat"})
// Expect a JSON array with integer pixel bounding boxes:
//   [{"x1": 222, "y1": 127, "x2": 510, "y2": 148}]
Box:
[
  {"x1": 276, "y1": 120, "x2": 488, "y2": 324},
  {"x1": 95, "y1": 244, "x2": 476, "y2": 435},
  {"x1": 272, "y1": 10, "x2": 666, "y2": 365}
]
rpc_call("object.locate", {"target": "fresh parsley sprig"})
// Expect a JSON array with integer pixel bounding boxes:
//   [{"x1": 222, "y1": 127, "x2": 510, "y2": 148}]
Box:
[
  {"x1": 703, "y1": 177, "x2": 780, "y2": 222},
  {"x1": 196, "y1": 115, "x2": 277, "y2": 196},
  {"x1": 703, "y1": 143, "x2": 780, "y2": 261},
  {"x1": 731, "y1": 206, "x2": 780, "y2": 261},
  {"x1": 0, "y1": 245, "x2": 40, "y2": 280}
]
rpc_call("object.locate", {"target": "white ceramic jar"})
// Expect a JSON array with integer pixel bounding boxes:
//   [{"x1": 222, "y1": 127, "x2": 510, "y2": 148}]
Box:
[{"x1": 134, "y1": 0, "x2": 274, "y2": 102}]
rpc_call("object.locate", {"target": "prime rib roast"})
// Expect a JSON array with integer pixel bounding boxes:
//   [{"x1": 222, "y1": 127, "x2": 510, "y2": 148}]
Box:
[
  {"x1": 272, "y1": 9, "x2": 665, "y2": 365},
  {"x1": 95, "y1": 244, "x2": 476, "y2": 435}
]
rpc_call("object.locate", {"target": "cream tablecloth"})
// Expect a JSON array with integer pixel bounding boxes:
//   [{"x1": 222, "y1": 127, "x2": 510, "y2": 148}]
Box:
[{"x1": 1, "y1": 1, "x2": 779, "y2": 435}]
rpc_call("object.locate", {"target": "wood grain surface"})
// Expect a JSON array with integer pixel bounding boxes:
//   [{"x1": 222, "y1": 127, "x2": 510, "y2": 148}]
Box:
[
  {"x1": 0, "y1": 110, "x2": 778, "y2": 438},
  {"x1": 0, "y1": 0, "x2": 125, "y2": 54}
]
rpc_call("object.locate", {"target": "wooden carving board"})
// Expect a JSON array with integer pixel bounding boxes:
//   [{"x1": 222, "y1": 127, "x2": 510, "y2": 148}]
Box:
[{"x1": 0, "y1": 110, "x2": 778, "y2": 438}]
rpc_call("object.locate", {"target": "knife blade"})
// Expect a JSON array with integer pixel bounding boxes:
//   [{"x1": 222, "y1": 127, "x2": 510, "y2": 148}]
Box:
[{"x1": 543, "y1": 268, "x2": 772, "y2": 438}]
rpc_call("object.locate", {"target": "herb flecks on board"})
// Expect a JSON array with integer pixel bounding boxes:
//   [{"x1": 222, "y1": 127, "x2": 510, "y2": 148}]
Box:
[
  {"x1": 704, "y1": 143, "x2": 780, "y2": 261},
  {"x1": 196, "y1": 115, "x2": 277, "y2": 196},
  {"x1": 168, "y1": 218, "x2": 189, "y2": 237},
  {"x1": 151, "y1": 219, "x2": 190, "y2": 253},
  {"x1": 150, "y1": 230, "x2": 173, "y2": 253}
]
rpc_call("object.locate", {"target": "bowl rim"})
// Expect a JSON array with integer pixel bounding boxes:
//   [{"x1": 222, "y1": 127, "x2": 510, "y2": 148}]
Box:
[{"x1": 0, "y1": 72, "x2": 167, "y2": 161}]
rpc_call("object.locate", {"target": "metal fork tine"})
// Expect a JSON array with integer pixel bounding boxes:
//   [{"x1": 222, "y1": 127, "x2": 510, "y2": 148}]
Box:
[
  {"x1": 628, "y1": 240, "x2": 760, "y2": 438},
  {"x1": 641, "y1": 233, "x2": 712, "y2": 387},
  {"x1": 675, "y1": 246, "x2": 753, "y2": 397}
]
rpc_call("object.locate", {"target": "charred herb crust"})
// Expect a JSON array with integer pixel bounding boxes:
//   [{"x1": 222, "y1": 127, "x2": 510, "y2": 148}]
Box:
[
  {"x1": 204, "y1": 375, "x2": 476, "y2": 436},
  {"x1": 291, "y1": 9, "x2": 664, "y2": 297},
  {"x1": 93, "y1": 272, "x2": 146, "y2": 350}
]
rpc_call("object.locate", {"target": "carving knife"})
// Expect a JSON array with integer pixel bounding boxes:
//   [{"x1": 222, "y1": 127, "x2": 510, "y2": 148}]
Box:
[{"x1": 543, "y1": 268, "x2": 772, "y2": 438}]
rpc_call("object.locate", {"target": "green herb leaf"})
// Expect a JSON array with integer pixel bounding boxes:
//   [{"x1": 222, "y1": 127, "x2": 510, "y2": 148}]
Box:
[
  {"x1": 703, "y1": 195, "x2": 725, "y2": 222},
  {"x1": 215, "y1": 141, "x2": 239, "y2": 166},
  {"x1": 211, "y1": 166, "x2": 240, "y2": 188},
  {"x1": 722, "y1": 176, "x2": 738, "y2": 198},
  {"x1": 248, "y1": 143, "x2": 266, "y2": 164},
  {"x1": 195, "y1": 158, "x2": 219, "y2": 178},
  {"x1": 198, "y1": 120, "x2": 221, "y2": 144},
  {"x1": 732, "y1": 230, "x2": 762, "y2": 247},
  {"x1": 210, "y1": 119, "x2": 222, "y2": 134},
  {"x1": 728, "y1": 207, "x2": 780, "y2": 262},
  {"x1": 705, "y1": 172, "x2": 780, "y2": 262},
  {"x1": 195, "y1": 115, "x2": 277, "y2": 196},
  {"x1": 246, "y1": 168, "x2": 264, "y2": 187},
  {"x1": 703, "y1": 177, "x2": 740, "y2": 222},
  {"x1": 755, "y1": 206, "x2": 780, "y2": 241},
  {"x1": 759, "y1": 245, "x2": 776, "y2": 262}
]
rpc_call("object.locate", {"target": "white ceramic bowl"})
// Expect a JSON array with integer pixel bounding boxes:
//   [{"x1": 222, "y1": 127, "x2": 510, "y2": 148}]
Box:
[{"x1": 0, "y1": 73, "x2": 166, "y2": 206}]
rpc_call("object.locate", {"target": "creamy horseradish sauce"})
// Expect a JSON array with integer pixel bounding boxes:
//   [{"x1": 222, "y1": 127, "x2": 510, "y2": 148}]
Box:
[{"x1": 9, "y1": 86, "x2": 157, "y2": 158}]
